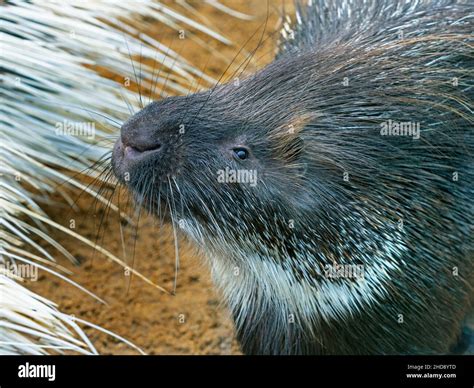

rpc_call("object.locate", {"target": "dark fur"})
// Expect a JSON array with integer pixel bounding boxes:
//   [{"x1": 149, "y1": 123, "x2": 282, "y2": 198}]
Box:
[{"x1": 112, "y1": 0, "x2": 473, "y2": 354}]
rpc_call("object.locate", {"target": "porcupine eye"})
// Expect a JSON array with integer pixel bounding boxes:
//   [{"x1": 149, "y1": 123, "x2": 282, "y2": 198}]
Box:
[{"x1": 232, "y1": 147, "x2": 249, "y2": 160}]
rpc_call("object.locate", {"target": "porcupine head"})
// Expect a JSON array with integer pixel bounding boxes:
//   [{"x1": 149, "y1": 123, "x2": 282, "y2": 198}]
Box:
[{"x1": 112, "y1": 0, "x2": 474, "y2": 355}]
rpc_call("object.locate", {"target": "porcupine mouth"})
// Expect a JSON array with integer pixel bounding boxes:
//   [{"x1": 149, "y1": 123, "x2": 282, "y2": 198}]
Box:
[
  {"x1": 112, "y1": 137, "x2": 177, "y2": 219},
  {"x1": 112, "y1": 137, "x2": 159, "y2": 180}
]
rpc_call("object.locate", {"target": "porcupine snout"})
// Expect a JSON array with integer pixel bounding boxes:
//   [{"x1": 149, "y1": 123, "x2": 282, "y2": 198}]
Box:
[
  {"x1": 111, "y1": 96, "x2": 189, "y2": 186},
  {"x1": 113, "y1": 108, "x2": 164, "y2": 177}
]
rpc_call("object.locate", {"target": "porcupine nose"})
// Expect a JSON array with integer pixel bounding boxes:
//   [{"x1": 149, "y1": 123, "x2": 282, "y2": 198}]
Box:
[
  {"x1": 121, "y1": 137, "x2": 162, "y2": 160},
  {"x1": 112, "y1": 95, "x2": 194, "y2": 183},
  {"x1": 119, "y1": 116, "x2": 162, "y2": 161},
  {"x1": 111, "y1": 113, "x2": 165, "y2": 185},
  {"x1": 120, "y1": 123, "x2": 162, "y2": 157}
]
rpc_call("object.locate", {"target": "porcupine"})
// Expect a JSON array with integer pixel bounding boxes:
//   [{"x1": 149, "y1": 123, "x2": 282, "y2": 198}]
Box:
[{"x1": 111, "y1": 0, "x2": 474, "y2": 355}]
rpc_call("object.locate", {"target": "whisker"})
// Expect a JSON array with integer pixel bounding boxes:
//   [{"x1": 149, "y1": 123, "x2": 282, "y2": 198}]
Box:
[
  {"x1": 188, "y1": 4, "x2": 271, "y2": 128},
  {"x1": 124, "y1": 34, "x2": 144, "y2": 109},
  {"x1": 167, "y1": 176, "x2": 180, "y2": 295}
]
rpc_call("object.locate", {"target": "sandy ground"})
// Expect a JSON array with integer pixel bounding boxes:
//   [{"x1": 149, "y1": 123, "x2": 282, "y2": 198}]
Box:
[{"x1": 28, "y1": 1, "x2": 293, "y2": 355}]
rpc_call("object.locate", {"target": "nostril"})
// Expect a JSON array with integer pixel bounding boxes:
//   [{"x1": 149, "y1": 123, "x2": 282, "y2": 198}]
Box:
[
  {"x1": 135, "y1": 142, "x2": 161, "y2": 152},
  {"x1": 121, "y1": 138, "x2": 161, "y2": 153},
  {"x1": 123, "y1": 143, "x2": 161, "y2": 158},
  {"x1": 124, "y1": 145, "x2": 141, "y2": 159}
]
